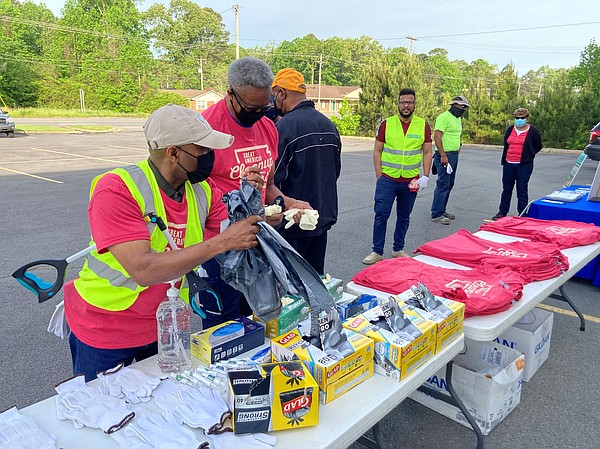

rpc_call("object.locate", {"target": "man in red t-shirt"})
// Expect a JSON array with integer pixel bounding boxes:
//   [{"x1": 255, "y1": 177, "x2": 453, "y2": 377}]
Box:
[
  {"x1": 64, "y1": 104, "x2": 261, "y2": 380},
  {"x1": 201, "y1": 57, "x2": 310, "y2": 327}
]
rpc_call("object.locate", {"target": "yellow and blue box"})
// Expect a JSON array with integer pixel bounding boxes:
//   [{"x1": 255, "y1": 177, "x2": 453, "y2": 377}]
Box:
[
  {"x1": 343, "y1": 306, "x2": 436, "y2": 382},
  {"x1": 191, "y1": 316, "x2": 264, "y2": 364},
  {"x1": 228, "y1": 361, "x2": 319, "y2": 434}
]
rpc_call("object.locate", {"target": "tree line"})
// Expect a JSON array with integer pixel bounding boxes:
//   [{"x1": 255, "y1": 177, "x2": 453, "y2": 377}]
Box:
[{"x1": 1, "y1": 0, "x2": 599, "y2": 148}]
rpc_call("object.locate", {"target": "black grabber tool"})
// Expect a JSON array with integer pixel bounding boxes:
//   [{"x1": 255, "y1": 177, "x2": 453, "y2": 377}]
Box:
[{"x1": 12, "y1": 244, "x2": 96, "y2": 303}]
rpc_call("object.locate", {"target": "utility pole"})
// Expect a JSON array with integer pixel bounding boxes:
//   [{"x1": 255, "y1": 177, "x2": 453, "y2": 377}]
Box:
[
  {"x1": 406, "y1": 36, "x2": 417, "y2": 57},
  {"x1": 317, "y1": 53, "x2": 323, "y2": 110},
  {"x1": 198, "y1": 59, "x2": 204, "y2": 90},
  {"x1": 233, "y1": 4, "x2": 239, "y2": 59}
]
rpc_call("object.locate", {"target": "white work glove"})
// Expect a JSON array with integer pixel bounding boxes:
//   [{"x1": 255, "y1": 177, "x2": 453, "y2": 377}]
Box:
[
  {"x1": 97, "y1": 363, "x2": 161, "y2": 404},
  {"x1": 111, "y1": 409, "x2": 204, "y2": 449},
  {"x1": 176, "y1": 385, "x2": 230, "y2": 429},
  {"x1": 47, "y1": 300, "x2": 70, "y2": 339},
  {"x1": 55, "y1": 375, "x2": 134, "y2": 433},
  {"x1": 0, "y1": 407, "x2": 57, "y2": 449},
  {"x1": 152, "y1": 379, "x2": 188, "y2": 424},
  {"x1": 446, "y1": 163, "x2": 453, "y2": 174},
  {"x1": 283, "y1": 208, "x2": 301, "y2": 229},
  {"x1": 415, "y1": 175, "x2": 429, "y2": 190},
  {"x1": 207, "y1": 432, "x2": 276, "y2": 449},
  {"x1": 263, "y1": 204, "x2": 282, "y2": 217}
]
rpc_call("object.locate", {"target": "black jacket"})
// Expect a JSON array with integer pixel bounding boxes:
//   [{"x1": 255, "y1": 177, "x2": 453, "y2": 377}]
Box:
[
  {"x1": 501, "y1": 125, "x2": 542, "y2": 165},
  {"x1": 274, "y1": 100, "x2": 342, "y2": 237}
]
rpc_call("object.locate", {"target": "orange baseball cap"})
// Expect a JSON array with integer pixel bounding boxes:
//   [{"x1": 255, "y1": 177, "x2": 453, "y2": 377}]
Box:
[{"x1": 272, "y1": 68, "x2": 307, "y2": 93}]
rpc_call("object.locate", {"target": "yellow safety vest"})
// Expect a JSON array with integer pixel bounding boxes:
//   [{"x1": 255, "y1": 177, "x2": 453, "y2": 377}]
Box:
[
  {"x1": 381, "y1": 115, "x2": 425, "y2": 179},
  {"x1": 74, "y1": 160, "x2": 211, "y2": 311}
]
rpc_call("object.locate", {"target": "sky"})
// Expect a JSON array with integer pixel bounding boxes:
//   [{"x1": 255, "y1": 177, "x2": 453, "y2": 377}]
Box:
[{"x1": 37, "y1": 0, "x2": 600, "y2": 75}]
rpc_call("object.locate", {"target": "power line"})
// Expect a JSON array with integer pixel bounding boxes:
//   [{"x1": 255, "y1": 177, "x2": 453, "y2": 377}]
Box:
[{"x1": 415, "y1": 21, "x2": 600, "y2": 40}]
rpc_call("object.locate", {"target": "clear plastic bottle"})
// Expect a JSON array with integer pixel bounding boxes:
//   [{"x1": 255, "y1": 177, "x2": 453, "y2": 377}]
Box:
[{"x1": 156, "y1": 283, "x2": 192, "y2": 373}]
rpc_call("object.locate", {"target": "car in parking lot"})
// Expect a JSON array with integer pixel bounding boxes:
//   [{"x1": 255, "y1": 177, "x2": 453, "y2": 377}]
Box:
[
  {"x1": 0, "y1": 109, "x2": 15, "y2": 137},
  {"x1": 584, "y1": 122, "x2": 600, "y2": 161}
]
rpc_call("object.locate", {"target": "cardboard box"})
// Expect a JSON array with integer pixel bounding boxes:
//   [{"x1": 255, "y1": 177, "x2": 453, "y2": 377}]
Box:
[
  {"x1": 494, "y1": 307, "x2": 553, "y2": 382},
  {"x1": 270, "y1": 328, "x2": 374, "y2": 394},
  {"x1": 392, "y1": 292, "x2": 465, "y2": 354},
  {"x1": 321, "y1": 275, "x2": 344, "y2": 301},
  {"x1": 336, "y1": 292, "x2": 379, "y2": 320},
  {"x1": 320, "y1": 358, "x2": 375, "y2": 404},
  {"x1": 191, "y1": 317, "x2": 264, "y2": 364},
  {"x1": 410, "y1": 340, "x2": 525, "y2": 435},
  {"x1": 228, "y1": 361, "x2": 319, "y2": 434},
  {"x1": 254, "y1": 294, "x2": 310, "y2": 339},
  {"x1": 343, "y1": 306, "x2": 436, "y2": 382}
]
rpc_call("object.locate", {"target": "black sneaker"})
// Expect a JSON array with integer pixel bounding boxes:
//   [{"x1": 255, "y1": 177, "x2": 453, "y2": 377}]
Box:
[{"x1": 492, "y1": 213, "x2": 506, "y2": 221}]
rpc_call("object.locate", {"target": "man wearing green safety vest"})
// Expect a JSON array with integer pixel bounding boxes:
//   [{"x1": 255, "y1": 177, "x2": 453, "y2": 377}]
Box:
[
  {"x1": 363, "y1": 88, "x2": 432, "y2": 265},
  {"x1": 63, "y1": 104, "x2": 262, "y2": 381}
]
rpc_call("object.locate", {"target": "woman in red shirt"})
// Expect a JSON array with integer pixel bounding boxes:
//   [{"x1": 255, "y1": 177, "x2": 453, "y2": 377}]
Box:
[{"x1": 492, "y1": 107, "x2": 543, "y2": 220}]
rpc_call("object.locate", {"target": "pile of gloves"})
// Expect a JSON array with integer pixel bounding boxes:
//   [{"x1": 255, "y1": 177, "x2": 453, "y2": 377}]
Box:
[
  {"x1": 0, "y1": 407, "x2": 57, "y2": 449},
  {"x1": 97, "y1": 363, "x2": 161, "y2": 404}
]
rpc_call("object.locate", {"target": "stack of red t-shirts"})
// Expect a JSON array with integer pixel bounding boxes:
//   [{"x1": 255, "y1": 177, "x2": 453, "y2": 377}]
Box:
[
  {"x1": 479, "y1": 216, "x2": 600, "y2": 249},
  {"x1": 352, "y1": 258, "x2": 525, "y2": 317},
  {"x1": 414, "y1": 229, "x2": 569, "y2": 282}
]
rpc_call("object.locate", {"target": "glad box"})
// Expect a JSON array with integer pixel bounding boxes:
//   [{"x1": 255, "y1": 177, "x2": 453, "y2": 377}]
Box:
[
  {"x1": 409, "y1": 340, "x2": 525, "y2": 435},
  {"x1": 191, "y1": 316, "x2": 264, "y2": 364},
  {"x1": 320, "y1": 359, "x2": 374, "y2": 404},
  {"x1": 343, "y1": 307, "x2": 436, "y2": 382},
  {"x1": 228, "y1": 361, "x2": 319, "y2": 434},
  {"x1": 494, "y1": 307, "x2": 553, "y2": 382},
  {"x1": 270, "y1": 328, "x2": 374, "y2": 396},
  {"x1": 392, "y1": 292, "x2": 465, "y2": 354}
]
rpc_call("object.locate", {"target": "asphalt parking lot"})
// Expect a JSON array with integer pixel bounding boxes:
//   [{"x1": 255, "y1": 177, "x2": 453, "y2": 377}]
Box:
[{"x1": 1, "y1": 123, "x2": 599, "y2": 449}]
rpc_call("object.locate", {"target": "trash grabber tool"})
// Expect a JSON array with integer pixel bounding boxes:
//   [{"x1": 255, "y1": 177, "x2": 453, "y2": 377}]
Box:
[
  {"x1": 143, "y1": 213, "x2": 219, "y2": 318},
  {"x1": 12, "y1": 244, "x2": 96, "y2": 303}
]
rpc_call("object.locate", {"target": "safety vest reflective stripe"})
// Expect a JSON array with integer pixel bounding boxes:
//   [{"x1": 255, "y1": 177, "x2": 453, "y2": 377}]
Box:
[
  {"x1": 73, "y1": 161, "x2": 210, "y2": 311},
  {"x1": 381, "y1": 160, "x2": 422, "y2": 171},
  {"x1": 381, "y1": 115, "x2": 425, "y2": 178}
]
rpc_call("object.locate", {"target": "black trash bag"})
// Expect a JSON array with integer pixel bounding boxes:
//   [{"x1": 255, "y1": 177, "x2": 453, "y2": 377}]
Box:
[
  {"x1": 256, "y1": 220, "x2": 337, "y2": 339},
  {"x1": 216, "y1": 179, "x2": 341, "y2": 341},
  {"x1": 215, "y1": 181, "x2": 283, "y2": 322}
]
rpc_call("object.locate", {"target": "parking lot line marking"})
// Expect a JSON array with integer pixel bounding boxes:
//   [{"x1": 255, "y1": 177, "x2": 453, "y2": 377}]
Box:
[
  {"x1": 31, "y1": 148, "x2": 134, "y2": 165},
  {"x1": 0, "y1": 166, "x2": 63, "y2": 183},
  {"x1": 538, "y1": 303, "x2": 600, "y2": 324}
]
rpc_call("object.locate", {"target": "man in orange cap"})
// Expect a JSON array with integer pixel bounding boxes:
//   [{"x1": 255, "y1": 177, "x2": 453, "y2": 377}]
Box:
[{"x1": 271, "y1": 68, "x2": 342, "y2": 274}]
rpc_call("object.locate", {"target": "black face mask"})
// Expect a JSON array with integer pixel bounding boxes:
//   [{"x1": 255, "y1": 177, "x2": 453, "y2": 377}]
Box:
[
  {"x1": 177, "y1": 147, "x2": 215, "y2": 184},
  {"x1": 449, "y1": 105, "x2": 466, "y2": 118},
  {"x1": 236, "y1": 108, "x2": 265, "y2": 127}
]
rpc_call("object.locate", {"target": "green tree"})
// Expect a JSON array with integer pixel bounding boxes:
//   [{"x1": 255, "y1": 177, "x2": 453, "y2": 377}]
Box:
[
  {"x1": 330, "y1": 98, "x2": 359, "y2": 136},
  {"x1": 145, "y1": 0, "x2": 230, "y2": 90}
]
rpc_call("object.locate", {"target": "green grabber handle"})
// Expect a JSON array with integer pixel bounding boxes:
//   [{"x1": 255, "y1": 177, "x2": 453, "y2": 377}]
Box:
[
  {"x1": 143, "y1": 213, "x2": 219, "y2": 318},
  {"x1": 12, "y1": 244, "x2": 96, "y2": 303}
]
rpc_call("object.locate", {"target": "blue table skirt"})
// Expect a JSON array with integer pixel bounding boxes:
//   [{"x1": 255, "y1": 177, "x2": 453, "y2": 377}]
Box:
[{"x1": 527, "y1": 185, "x2": 600, "y2": 288}]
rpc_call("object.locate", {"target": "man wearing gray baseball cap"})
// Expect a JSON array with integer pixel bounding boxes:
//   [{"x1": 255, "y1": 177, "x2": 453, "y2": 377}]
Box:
[{"x1": 63, "y1": 103, "x2": 262, "y2": 381}]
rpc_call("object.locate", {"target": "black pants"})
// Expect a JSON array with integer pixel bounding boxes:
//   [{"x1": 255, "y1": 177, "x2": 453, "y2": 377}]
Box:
[{"x1": 286, "y1": 231, "x2": 328, "y2": 275}]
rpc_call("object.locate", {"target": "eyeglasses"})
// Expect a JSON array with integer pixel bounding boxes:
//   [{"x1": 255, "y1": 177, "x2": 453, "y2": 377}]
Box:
[
  {"x1": 514, "y1": 116, "x2": 527, "y2": 119},
  {"x1": 231, "y1": 89, "x2": 272, "y2": 113},
  {"x1": 455, "y1": 104, "x2": 468, "y2": 110},
  {"x1": 176, "y1": 145, "x2": 212, "y2": 158},
  {"x1": 399, "y1": 100, "x2": 416, "y2": 105}
]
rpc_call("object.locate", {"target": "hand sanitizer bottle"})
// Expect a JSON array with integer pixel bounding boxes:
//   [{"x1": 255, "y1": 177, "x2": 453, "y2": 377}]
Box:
[{"x1": 156, "y1": 282, "x2": 192, "y2": 373}]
